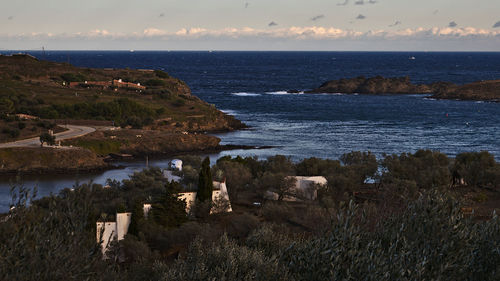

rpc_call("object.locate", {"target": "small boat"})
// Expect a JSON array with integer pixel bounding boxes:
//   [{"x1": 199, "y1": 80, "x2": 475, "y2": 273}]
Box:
[{"x1": 409, "y1": 56, "x2": 416, "y2": 60}]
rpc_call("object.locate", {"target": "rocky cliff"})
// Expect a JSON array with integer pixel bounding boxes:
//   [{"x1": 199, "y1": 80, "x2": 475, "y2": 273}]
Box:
[
  {"x1": 306, "y1": 75, "x2": 500, "y2": 102},
  {"x1": 306, "y1": 76, "x2": 433, "y2": 94}
]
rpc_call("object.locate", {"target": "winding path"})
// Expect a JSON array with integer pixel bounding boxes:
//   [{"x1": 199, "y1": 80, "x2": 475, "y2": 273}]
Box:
[{"x1": 0, "y1": 125, "x2": 96, "y2": 148}]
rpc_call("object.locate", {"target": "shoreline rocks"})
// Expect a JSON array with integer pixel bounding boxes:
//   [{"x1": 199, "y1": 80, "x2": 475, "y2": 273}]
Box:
[{"x1": 305, "y1": 76, "x2": 500, "y2": 102}]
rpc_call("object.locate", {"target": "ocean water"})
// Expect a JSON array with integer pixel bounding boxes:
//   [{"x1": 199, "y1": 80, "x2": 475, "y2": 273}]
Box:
[{"x1": 1, "y1": 51, "x2": 500, "y2": 211}]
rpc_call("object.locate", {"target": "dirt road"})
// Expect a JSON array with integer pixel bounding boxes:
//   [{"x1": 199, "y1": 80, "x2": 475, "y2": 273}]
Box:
[{"x1": 0, "y1": 125, "x2": 96, "y2": 148}]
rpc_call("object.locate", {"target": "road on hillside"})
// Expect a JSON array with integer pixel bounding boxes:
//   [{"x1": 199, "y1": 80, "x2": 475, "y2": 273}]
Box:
[{"x1": 0, "y1": 125, "x2": 96, "y2": 148}]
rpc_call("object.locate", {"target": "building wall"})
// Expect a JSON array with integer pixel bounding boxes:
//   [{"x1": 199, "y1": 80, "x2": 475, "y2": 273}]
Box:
[
  {"x1": 178, "y1": 181, "x2": 232, "y2": 213},
  {"x1": 96, "y1": 222, "x2": 116, "y2": 254},
  {"x1": 116, "y1": 213, "x2": 132, "y2": 240}
]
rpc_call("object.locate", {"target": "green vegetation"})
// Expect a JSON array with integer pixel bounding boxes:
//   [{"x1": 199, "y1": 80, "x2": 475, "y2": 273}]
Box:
[
  {"x1": 0, "y1": 55, "x2": 245, "y2": 132},
  {"x1": 39, "y1": 132, "x2": 55, "y2": 146},
  {"x1": 32, "y1": 98, "x2": 157, "y2": 128},
  {"x1": 69, "y1": 139, "x2": 123, "y2": 155},
  {"x1": 197, "y1": 157, "x2": 213, "y2": 203},
  {"x1": 452, "y1": 151, "x2": 500, "y2": 188},
  {"x1": 1, "y1": 150, "x2": 500, "y2": 280},
  {"x1": 60, "y1": 72, "x2": 87, "y2": 82},
  {"x1": 154, "y1": 70, "x2": 170, "y2": 79}
]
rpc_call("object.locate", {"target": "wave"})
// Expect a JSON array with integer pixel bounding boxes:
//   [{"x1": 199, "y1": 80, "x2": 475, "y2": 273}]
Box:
[
  {"x1": 220, "y1": 109, "x2": 239, "y2": 116},
  {"x1": 265, "y1": 91, "x2": 304, "y2": 95},
  {"x1": 231, "y1": 92, "x2": 262, "y2": 97}
]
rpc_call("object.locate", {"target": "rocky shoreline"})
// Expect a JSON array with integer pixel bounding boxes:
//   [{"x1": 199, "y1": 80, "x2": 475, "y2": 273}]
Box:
[{"x1": 302, "y1": 75, "x2": 500, "y2": 102}]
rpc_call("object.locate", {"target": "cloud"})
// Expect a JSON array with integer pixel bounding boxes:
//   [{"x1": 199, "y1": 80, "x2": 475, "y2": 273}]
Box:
[
  {"x1": 4, "y1": 26, "x2": 500, "y2": 42},
  {"x1": 8, "y1": 16, "x2": 13, "y2": 20},
  {"x1": 449, "y1": 21, "x2": 458, "y2": 28},
  {"x1": 389, "y1": 21, "x2": 402, "y2": 27},
  {"x1": 356, "y1": 14, "x2": 366, "y2": 20},
  {"x1": 268, "y1": 21, "x2": 278, "y2": 27},
  {"x1": 159, "y1": 13, "x2": 164, "y2": 18},
  {"x1": 493, "y1": 21, "x2": 500, "y2": 28},
  {"x1": 353, "y1": 0, "x2": 377, "y2": 5},
  {"x1": 311, "y1": 15, "x2": 325, "y2": 22},
  {"x1": 337, "y1": 0, "x2": 349, "y2": 6}
]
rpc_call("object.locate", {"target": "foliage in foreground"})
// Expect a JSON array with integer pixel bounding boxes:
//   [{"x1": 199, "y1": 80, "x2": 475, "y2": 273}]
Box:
[{"x1": 160, "y1": 192, "x2": 500, "y2": 281}]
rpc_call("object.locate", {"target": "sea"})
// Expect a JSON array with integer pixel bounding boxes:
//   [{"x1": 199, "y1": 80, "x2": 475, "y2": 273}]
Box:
[{"x1": 1, "y1": 51, "x2": 500, "y2": 211}]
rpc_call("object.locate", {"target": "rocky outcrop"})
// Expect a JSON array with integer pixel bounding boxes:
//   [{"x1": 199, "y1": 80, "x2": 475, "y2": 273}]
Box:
[
  {"x1": 306, "y1": 76, "x2": 433, "y2": 94},
  {"x1": 430, "y1": 80, "x2": 500, "y2": 102},
  {"x1": 305, "y1": 76, "x2": 500, "y2": 102}
]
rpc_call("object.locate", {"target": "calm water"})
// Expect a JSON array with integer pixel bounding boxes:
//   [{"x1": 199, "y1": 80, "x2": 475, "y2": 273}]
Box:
[{"x1": 1, "y1": 51, "x2": 500, "y2": 211}]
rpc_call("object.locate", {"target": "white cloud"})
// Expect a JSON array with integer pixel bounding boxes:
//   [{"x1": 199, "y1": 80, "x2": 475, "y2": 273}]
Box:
[{"x1": 3, "y1": 26, "x2": 500, "y2": 41}]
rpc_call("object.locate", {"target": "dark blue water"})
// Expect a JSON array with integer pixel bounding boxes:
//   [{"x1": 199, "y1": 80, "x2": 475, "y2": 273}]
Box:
[{"x1": 1, "y1": 51, "x2": 500, "y2": 211}]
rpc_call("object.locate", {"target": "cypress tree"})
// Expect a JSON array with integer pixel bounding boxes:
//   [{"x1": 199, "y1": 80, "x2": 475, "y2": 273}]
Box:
[
  {"x1": 197, "y1": 157, "x2": 213, "y2": 203},
  {"x1": 127, "y1": 201, "x2": 144, "y2": 237}
]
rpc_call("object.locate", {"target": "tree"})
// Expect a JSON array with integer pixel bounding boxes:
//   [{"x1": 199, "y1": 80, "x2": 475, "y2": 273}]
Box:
[
  {"x1": 39, "y1": 132, "x2": 55, "y2": 146},
  {"x1": 127, "y1": 201, "x2": 144, "y2": 237},
  {"x1": 150, "y1": 181, "x2": 187, "y2": 228},
  {"x1": 197, "y1": 157, "x2": 213, "y2": 203},
  {"x1": 259, "y1": 172, "x2": 297, "y2": 201},
  {"x1": 215, "y1": 160, "x2": 252, "y2": 202},
  {"x1": 0, "y1": 97, "x2": 14, "y2": 116},
  {"x1": 452, "y1": 151, "x2": 500, "y2": 188},
  {"x1": 340, "y1": 151, "x2": 378, "y2": 184}
]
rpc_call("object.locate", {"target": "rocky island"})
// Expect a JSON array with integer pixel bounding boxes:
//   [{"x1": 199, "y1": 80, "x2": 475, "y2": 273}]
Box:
[
  {"x1": 0, "y1": 54, "x2": 246, "y2": 174},
  {"x1": 304, "y1": 75, "x2": 500, "y2": 102}
]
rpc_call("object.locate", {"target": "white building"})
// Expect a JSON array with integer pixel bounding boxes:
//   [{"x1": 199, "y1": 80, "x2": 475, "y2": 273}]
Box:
[
  {"x1": 178, "y1": 180, "x2": 233, "y2": 213},
  {"x1": 170, "y1": 159, "x2": 183, "y2": 171},
  {"x1": 96, "y1": 204, "x2": 151, "y2": 254},
  {"x1": 264, "y1": 176, "x2": 327, "y2": 201}
]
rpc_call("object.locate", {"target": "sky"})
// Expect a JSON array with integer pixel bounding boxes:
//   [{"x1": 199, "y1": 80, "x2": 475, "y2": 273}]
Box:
[{"x1": 1, "y1": 0, "x2": 500, "y2": 51}]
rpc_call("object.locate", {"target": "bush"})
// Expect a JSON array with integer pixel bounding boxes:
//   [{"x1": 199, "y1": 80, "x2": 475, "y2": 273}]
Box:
[
  {"x1": 39, "y1": 132, "x2": 55, "y2": 146},
  {"x1": 144, "y1": 79, "x2": 167, "y2": 87},
  {"x1": 154, "y1": 70, "x2": 170, "y2": 78},
  {"x1": 8, "y1": 129, "x2": 20, "y2": 138},
  {"x1": 158, "y1": 235, "x2": 290, "y2": 281},
  {"x1": 382, "y1": 149, "x2": 450, "y2": 189},
  {"x1": 453, "y1": 151, "x2": 500, "y2": 188},
  {"x1": 60, "y1": 72, "x2": 87, "y2": 82}
]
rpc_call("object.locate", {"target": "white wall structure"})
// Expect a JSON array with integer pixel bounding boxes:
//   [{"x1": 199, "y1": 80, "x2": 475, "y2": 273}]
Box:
[
  {"x1": 163, "y1": 169, "x2": 182, "y2": 182},
  {"x1": 178, "y1": 181, "x2": 232, "y2": 213},
  {"x1": 96, "y1": 212, "x2": 131, "y2": 255},
  {"x1": 170, "y1": 159, "x2": 183, "y2": 171},
  {"x1": 293, "y1": 176, "x2": 327, "y2": 200},
  {"x1": 264, "y1": 176, "x2": 327, "y2": 201},
  {"x1": 143, "y1": 204, "x2": 152, "y2": 218},
  {"x1": 96, "y1": 204, "x2": 153, "y2": 255}
]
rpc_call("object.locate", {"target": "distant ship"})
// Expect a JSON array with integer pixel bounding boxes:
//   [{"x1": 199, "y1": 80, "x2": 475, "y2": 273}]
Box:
[{"x1": 409, "y1": 56, "x2": 416, "y2": 60}]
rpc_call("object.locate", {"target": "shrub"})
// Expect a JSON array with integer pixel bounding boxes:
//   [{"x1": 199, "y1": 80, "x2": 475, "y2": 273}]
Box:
[
  {"x1": 144, "y1": 79, "x2": 167, "y2": 87},
  {"x1": 159, "y1": 235, "x2": 290, "y2": 281},
  {"x1": 453, "y1": 151, "x2": 500, "y2": 188},
  {"x1": 154, "y1": 70, "x2": 170, "y2": 78}
]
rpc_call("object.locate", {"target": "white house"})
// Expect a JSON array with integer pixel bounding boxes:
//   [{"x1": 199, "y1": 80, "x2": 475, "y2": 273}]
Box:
[
  {"x1": 178, "y1": 180, "x2": 232, "y2": 213},
  {"x1": 170, "y1": 159, "x2": 183, "y2": 171},
  {"x1": 264, "y1": 176, "x2": 327, "y2": 201},
  {"x1": 96, "y1": 204, "x2": 151, "y2": 254}
]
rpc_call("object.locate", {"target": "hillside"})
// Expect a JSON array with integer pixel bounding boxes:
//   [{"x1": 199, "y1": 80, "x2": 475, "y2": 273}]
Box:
[
  {"x1": 0, "y1": 147, "x2": 108, "y2": 174},
  {"x1": 0, "y1": 54, "x2": 245, "y2": 132}
]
